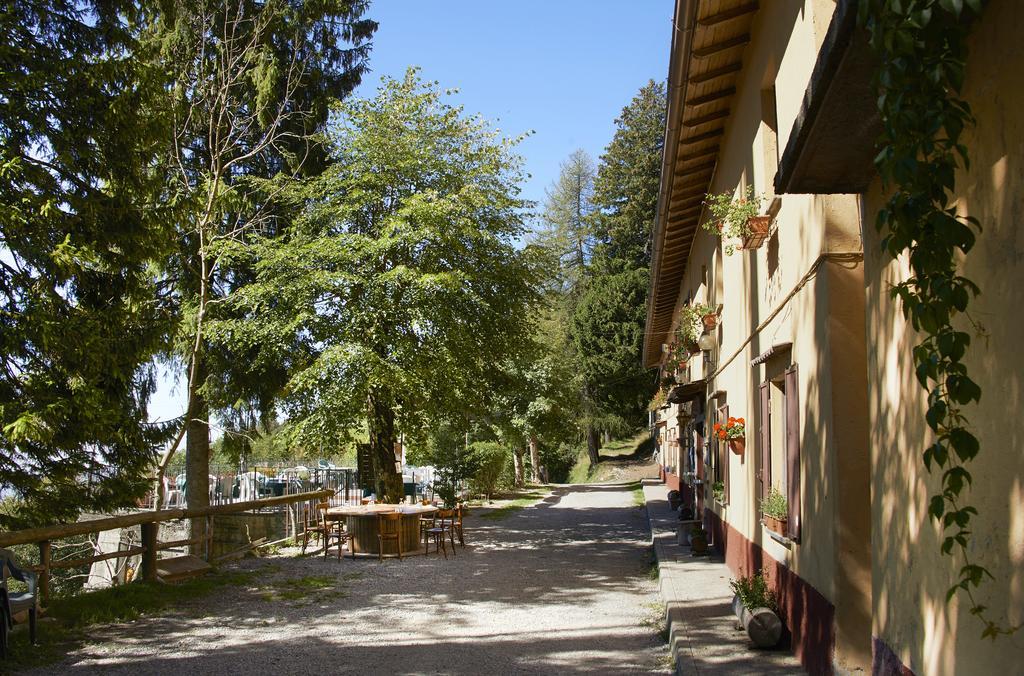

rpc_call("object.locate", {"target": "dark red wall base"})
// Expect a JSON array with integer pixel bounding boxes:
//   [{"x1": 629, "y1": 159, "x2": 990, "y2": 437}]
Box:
[
  {"x1": 661, "y1": 467, "x2": 681, "y2": 492},
  {"x1": 706, "y1": 509, "x2": 835, "y2": 675}
]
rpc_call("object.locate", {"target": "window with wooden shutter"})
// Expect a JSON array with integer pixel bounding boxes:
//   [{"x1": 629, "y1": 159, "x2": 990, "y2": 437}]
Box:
[
  {"x1": 784, "y1": 364, "x2": 801, "y2": 541},
  {"x1": 758, "y1": 382, "x2": 770, "y2": 502},
  {"x1": 717, "y1": 404, "x2": 729, "y2": 503}
]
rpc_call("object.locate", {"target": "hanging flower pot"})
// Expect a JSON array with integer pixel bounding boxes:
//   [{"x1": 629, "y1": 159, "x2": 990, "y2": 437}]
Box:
[
  {"x1": 741, "y1": 215, "x2": 771, "y2": 250},
  {"x1": 702, "y1": 313, "x2": 719, "y2": 330},
  {"x1": 713, "y1": 417, "x2": 746, "y2": 454}
]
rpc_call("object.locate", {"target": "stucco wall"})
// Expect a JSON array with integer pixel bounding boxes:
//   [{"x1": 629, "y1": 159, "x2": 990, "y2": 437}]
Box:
[
  {"x1": 659, "y1": 1, "x2": 871, "y2": 670},
  {"x1": 863, "y1": 1, "x2": 1024, "y2": 673}
]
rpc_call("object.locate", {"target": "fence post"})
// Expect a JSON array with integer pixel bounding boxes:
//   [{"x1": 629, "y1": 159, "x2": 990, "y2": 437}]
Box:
[
  {"x1": 140, "y1": 522, "x2": 158, "y2": 582},
  {"x1": 205, "y1": 515, "x2": 214, "y2": 561},
  {"x1": 38, "y1": 540, "x2": 50, "y2": 603}
]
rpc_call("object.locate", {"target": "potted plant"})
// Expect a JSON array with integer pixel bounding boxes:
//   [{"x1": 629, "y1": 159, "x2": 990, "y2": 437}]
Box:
[
  {"x1": 648, "y1": 388, "x2": 668, "y2": 412},
  {"x1": 729, "y1": 571, "x2": 783, "y2": 648},
  {"x1": 689, "y1": 525, "x2": 709, "y2": 555},
  {"x1": 691, "y1": 302, "x2": 719, "y2": 331},
  {"x1": 702, "y1": 186, "x2": 769, "y2": 255},
  {"x1": 674, "y1": 305, "x2": 704, "y2": 351},
  {"x1": 713, "y1": 416, "x2": 746, "y2": 454},
  {"x1": 761, "y1": 487, "x2": 788, "y2": 534},
  {"x1": 712, "y1": 480, "x2": 725, "y2": 503}
]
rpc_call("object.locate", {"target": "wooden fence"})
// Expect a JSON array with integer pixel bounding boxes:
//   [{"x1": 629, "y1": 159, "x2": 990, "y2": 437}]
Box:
[{"x1": 0, "y1": 489, "x2": 333, "y2": 603}]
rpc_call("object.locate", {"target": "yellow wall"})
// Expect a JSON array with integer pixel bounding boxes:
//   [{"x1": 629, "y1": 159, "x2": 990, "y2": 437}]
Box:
[
  {"x1": 660, "y1": 1, "x2": 871, "y2": 669},
  {"x1": 864, "y1": 1, "x2": 1024, "y2": 672}
]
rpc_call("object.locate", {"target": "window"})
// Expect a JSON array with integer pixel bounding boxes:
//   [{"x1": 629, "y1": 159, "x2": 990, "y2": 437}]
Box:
[
  {"x1": 709, "y1": 403, "x2": 730, "y2": 503},
  {"x1": 758, "y1": 363, "x2": 801, "y2": 540}
]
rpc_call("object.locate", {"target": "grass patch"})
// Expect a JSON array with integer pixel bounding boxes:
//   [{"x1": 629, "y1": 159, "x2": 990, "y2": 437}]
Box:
[
  {"x1": 641, "y1": 600, "x2": 670, "y2": 643},
  {"x1": 3, "y1": 567, "x2": 257, "y2": 671},
  {"x1": 264, "y1": 574, "x2": 351, "y2": 603},
  {"x1": 629, "y1": 480, "x2": 646, "y2": 508},
  {"x1": 567, "y1": 447, "x2": 593, "y2": 484},
  {"x1": 568, "y1": 432, "x2": 653, "y2": 484},
  {"x1": 479, "y1": 491, "x2": 545, "y2": 520},
  {"x1": 600, "y1": 433, "x2": 648, "y2": 458},
  {"x1": 641, "y1": 545, "x2": 659, "y2": 581}
]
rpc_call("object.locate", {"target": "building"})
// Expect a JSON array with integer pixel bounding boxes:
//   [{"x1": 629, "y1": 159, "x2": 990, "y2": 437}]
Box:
[{"x1": 645, "y1": 1, "x2": 1024, "y2": 673}]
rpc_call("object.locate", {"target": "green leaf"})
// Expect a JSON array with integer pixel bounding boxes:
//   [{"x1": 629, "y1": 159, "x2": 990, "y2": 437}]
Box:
[{"x1": 948, "y1": 428, "x2": 980, "y2": 462}]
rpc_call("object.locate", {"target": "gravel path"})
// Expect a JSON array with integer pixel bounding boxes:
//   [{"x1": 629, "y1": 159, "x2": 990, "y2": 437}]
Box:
[{"x1": 31, "y1": 483, "x2": 669, "y2": 675}]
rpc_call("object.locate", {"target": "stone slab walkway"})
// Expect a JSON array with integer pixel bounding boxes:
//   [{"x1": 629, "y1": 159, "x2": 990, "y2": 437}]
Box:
[
  {"x1": 27, "y1": 484, "x2": 670, "y2": 675},
  {"x1": 642, "y1": 479, "x2": 804, "y2": 675}
]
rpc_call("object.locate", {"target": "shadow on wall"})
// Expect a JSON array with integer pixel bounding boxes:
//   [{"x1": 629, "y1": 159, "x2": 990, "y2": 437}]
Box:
[{"x1": 864, "y1": 62, "x2": 1024, "y2": 671}]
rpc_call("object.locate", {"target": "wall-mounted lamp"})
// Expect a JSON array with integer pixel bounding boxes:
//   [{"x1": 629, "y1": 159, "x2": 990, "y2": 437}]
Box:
[{"x1": 698, "y1": 334, "x2": 717, "y2": 351}]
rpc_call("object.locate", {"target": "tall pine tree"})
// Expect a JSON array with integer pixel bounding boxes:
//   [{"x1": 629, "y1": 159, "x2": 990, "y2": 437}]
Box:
[
  {"x1": 0, "y1": 1, "x2": 173, "y2": 526},
  {"x1": 571, "y1": 80, "x2": 666, "y2": 436}
]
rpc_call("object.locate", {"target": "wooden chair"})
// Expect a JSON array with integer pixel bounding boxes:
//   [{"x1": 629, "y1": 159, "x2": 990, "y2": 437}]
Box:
[
  {"x1": 376, "y1": 512, "x2": 403, "y2": 561},
  {"x1": 437, "y1": 509, "x2": 458, "y2": 556},
  {"x1": 317, "y1": 502, "x2": 350, "y2": 560},
  {"x1": 422, "y1": 511, "x2": 450, "y2": 559},
  {"x1": 0, "y1": 549, "x2": 37, "y2": 657},
  {"x1": 453, "y1": 504, "x2": 466, "y2": 548},
  {"x1": 301, "y1": 502, "x2": 326, "y2": 555}
]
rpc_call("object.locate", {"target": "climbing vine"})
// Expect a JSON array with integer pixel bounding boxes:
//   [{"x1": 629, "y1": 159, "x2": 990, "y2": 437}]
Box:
[{"x1": 861, "y1": 0, "x2": 1017, "y2": 639}]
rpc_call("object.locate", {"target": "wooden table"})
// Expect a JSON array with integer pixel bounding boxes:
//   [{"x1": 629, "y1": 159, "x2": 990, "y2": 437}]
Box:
[{"x1": 327, "y1": 504, "x2": 438, "y2": 557}]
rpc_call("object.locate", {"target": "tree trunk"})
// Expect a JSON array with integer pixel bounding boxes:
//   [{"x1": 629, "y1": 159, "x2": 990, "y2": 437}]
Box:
[
  {"x1": 586, "y1": 426, "x2": 600, "y2": 466},
  {"x1": 529, "y1": 435, "x2": 540, "y2": 483},
  {"x1": 367, "y1": 391, "x2": 403, "y2": 502},
  {"x1": 185, "y1": 357, "x2": 210, "y2": 551},
  {"x1": 513, "y1": 447, "x2": 525, "y2": 487}
]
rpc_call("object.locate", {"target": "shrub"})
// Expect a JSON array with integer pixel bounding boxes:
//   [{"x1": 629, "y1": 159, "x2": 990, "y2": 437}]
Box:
[
  {"x1": 729, "y1": 571, "x2": 778, "y2": 613},
  {"x1": 467, "y1": 442, "x2": 511, "y2": 501}
]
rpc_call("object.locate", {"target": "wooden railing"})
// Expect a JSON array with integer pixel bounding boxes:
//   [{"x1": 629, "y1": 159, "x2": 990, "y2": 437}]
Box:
[{"x1": 0, "y1": 489, "x2": 333, "y2": 602}]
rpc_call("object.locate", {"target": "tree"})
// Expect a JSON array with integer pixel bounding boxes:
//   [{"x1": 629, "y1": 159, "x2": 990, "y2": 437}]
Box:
[
  {"x1": 571, "y1": 268, "x2": 656, "y2": 432},
  {"x1": 145, "y1": 0, "x2": 376, "y2": 523},
  {"x1": 536, "y1": 149, "x2": 598, "y2": 290},
  {"x1": 211, "y1": 69, "x2": 541, "y2": 502},
  {"x1": 567, "y1": 80, "x2": 666, "y2": 442},
  {"x1": 591, "y1": 80, "x2": 667, "y2": 272},
  {"x1": 0, "y1": 1, "x2": 173, "y2": 527}
]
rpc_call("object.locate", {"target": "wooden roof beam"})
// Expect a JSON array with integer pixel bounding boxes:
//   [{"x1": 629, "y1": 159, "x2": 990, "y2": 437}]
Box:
[
  {"x1": 693, "y1": 34, "x2": 751, "y2": 58},
  {"x1": 677, "y1": 145, "x2": 720, "y2": 163},
  {"x1": 690, "y1": 62, "x2": 742, "y2": 85},
  {"x1": 697, "y1": 2, "x2": 759, "y2": 27},
  {"x1": 675, "y1": 159, "x2": 717, "y2": 177},
  {"x1": 680, "y1": 128, "x2": 724, "y2": 145},
  {"x1": 682, "y1": 109, "x2": 730, "y2": 127},
  {"x1": 686, "y1": 87, "x2": 736, "y2": 106}
]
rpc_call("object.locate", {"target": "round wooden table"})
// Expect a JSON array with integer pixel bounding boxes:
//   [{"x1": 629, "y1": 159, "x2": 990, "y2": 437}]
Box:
[{"x1": 327, "y1": 504, "x2": 438, "y2": 557}]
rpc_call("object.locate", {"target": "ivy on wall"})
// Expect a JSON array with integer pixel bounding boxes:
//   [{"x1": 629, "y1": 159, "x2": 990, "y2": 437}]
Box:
[{"x1": 860, "y1": 0, "x2": 1018, "y2": 639}]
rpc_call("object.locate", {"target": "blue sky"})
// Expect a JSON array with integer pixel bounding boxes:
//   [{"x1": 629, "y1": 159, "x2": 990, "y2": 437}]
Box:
[
  {"x1": 148, "y1": 1, "x2": 674, "y2": 423},
  {"x1": 355, "y1": 1, "x2": 675, "y2": 209}
]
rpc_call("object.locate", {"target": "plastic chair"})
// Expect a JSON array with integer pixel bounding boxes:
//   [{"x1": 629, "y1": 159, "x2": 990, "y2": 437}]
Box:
[{"x1": 0, "y1": 549, "x2": 37, "y2": 658}]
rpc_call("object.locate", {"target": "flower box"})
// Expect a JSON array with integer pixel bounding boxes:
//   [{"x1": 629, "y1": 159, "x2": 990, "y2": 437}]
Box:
[
  {"x1": 762, "y1": 514, "x2": 787, "y2": 535},
  {"x1": 740, "y1": 215, "x2": 771, "y2": 250},
  {"x1": 728, "y1": 437, "x2": 745, "y2": 455}
]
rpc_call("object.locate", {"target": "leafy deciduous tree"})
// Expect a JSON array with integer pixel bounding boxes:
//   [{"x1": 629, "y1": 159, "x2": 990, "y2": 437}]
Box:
[{"x1": 211, "y1": 70, "x2": 541, "y2": 502}]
